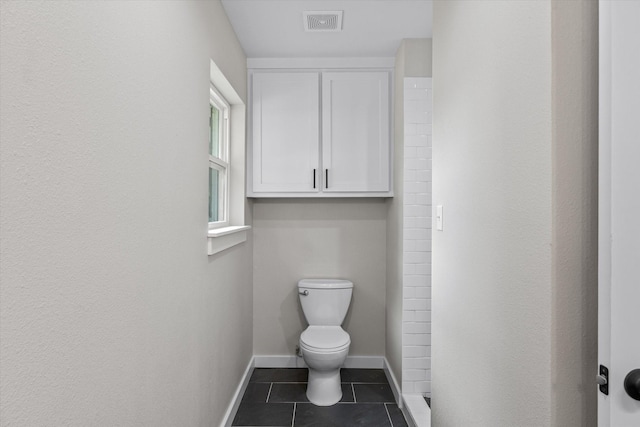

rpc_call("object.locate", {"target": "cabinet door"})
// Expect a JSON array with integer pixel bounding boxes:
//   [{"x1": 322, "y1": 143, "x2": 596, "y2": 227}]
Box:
[
  {"x1": 252, "y1": 72, "x2": 320, "y2": 193},
  {"x1": 322, "y1": 72, "x2": 390, "y2": 193}
]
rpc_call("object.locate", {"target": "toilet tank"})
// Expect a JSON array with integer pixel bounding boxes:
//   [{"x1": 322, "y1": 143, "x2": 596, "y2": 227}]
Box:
[{"x1": 298, "y1": 279, "x2": 353, "y2": 326}]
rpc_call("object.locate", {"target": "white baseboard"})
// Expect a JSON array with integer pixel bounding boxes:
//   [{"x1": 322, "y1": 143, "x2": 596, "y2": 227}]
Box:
[
  {"x1": 254, "y1": 355, "x2": 384, "y2": 369},
  {"x1": 220, "y1": 357, "x2": 255, "y2": 427},
  {"x1": 383, "y1": 358, "x2": 402, "y2": 408},
  {"x1": 254, "y1": 355, "x2": 306, "y2": 368},
  {"x1": 402, "y1": 394, "x2": 431, "y2": 427}
]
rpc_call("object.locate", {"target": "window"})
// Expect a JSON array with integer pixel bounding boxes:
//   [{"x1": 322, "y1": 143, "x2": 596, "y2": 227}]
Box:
[
  {"x1": 209, "y1": 85, "x2": 230, "y2": 229},
  {"x1": 206, "y1": 59, "x2": 250, "y2": 255}
]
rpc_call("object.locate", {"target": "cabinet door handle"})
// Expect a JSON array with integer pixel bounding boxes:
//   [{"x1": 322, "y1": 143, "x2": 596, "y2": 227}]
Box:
[
  {"x1": 325, "y1": 169, "x2": 329, "y2": 189},
  {"x1": 313, "y1": 169, "x2": 316, "y2": 188}
]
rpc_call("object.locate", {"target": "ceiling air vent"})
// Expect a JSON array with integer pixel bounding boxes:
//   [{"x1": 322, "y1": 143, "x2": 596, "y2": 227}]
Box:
[{"x1": 303, "y1": 11, "x2": 343, "y2": 32}]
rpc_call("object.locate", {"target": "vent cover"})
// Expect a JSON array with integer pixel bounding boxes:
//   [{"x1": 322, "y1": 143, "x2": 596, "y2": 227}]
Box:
[{"x1": 303, "y1": 11, "x2": 343, "y2": 32}]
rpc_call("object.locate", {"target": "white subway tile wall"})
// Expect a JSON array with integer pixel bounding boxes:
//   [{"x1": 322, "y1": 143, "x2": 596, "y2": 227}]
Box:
[{"x1": 402, "y1": 77, "x2": 432, "y2": 397}]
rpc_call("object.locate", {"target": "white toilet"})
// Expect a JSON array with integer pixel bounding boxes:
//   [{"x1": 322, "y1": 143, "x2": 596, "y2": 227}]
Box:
[{"x1": 298, "y1": 278, "x2": 353, "y2": 406}]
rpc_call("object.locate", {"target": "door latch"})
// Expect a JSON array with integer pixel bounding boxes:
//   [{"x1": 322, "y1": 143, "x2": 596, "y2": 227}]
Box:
[{"x1": 597, "y1": 364, "x2": 609, "y2": 395}]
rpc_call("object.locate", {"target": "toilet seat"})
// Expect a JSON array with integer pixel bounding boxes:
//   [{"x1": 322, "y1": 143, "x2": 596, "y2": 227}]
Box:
[{"x1": 300, "y1": 326, "x2": 350, "y2": 353}]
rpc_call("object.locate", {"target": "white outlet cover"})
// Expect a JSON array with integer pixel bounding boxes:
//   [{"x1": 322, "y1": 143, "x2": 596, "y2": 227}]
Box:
[{"x1": 436, "y1": 205, "x2": 443, "y2": 231}]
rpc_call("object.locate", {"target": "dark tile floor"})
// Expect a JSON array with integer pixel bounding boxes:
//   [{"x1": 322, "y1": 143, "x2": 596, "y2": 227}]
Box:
[{"x1": 232, "y1": 368, "x2": 408, "y2": 427}]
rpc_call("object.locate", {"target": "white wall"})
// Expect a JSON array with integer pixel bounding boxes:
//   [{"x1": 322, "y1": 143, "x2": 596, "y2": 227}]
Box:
[
  {"x1": 0, "y1": 2, "x2": 252, "y2": 425},
  {"x1": 432, "y1": 0, "x2": 598, "y2": 425},
  {"x1": 253, "y1": 200, "x2": 386, "y2": 357},
  {"x1": 432, "y1": 1, "x2": 553, "y2": 425}
]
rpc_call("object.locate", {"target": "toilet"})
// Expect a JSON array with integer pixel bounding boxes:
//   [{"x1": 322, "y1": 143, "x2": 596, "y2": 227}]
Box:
[{"x1": 298, "y1": 278, "x2": 353, "y2": 406}]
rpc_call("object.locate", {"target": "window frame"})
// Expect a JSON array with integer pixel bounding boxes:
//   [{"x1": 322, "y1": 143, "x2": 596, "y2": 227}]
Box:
[{"x1": 209, "y1": 85, "x2": 230, "y2": 230}]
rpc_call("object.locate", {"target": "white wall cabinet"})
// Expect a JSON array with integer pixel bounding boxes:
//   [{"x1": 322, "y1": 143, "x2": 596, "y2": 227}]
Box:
[
  {"x1": 322, "y1": 72, "x2": 390, "y2": 193},
  {"x1": 251, "y1": 72, "x2": 320, "y2": 193},
  {"x1": 248, "y1": 70, "x2": 392, "y2": 197}
]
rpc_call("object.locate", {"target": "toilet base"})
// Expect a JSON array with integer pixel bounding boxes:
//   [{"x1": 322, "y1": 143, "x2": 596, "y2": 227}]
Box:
[{"x1": 306, "y1": 368, "x2": 342, "y2": 406}]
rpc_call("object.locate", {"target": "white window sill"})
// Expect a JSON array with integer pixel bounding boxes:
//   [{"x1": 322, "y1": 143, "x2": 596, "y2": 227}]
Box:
[{"x1": 207, "y1": 225, "x2": 251, "y2": 255}]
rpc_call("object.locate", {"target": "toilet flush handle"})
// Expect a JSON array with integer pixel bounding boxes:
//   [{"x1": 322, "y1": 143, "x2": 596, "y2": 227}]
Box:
[{"x1": 299, "y1": 290, "x2": 309, "y2": 296}]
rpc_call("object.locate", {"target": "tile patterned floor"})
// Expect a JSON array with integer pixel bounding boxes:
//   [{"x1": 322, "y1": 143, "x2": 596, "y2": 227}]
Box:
[{"x1": 232, "y1": 368, "x2": 409, "y2": 427}]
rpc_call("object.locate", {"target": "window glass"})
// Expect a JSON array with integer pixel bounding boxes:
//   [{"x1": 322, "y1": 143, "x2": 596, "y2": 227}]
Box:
[
  {"x1": 209, "y1": 104, "x2": 220, "y2": 157},
  {"x1": 209, "y1": 167, "x2": 222, "y2": 222},
  {"x1": 209, "y1": 86, "x2": 229, "y2": 228}
]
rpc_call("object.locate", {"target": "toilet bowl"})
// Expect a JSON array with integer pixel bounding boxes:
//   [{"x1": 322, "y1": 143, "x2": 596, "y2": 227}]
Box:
[
  {"x1": 300, "y1": 326, "x2": 350, "y2": 405},
  {"x1": 298, "y1": 279, "x2": 353, "y2": 406}
]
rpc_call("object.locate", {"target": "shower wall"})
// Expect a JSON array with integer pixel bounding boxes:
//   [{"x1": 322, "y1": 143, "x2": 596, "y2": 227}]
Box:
[{"x1": 402, "y1": 77, "x2": 433, "y2": 396}]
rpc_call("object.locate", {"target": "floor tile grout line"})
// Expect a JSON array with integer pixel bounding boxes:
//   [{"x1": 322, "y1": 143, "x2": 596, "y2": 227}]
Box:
[
  {"x1": 252, "y1": 381, "x2": 308, "y2": 384},
  {"x1": 266, "y1": 383, "x2": 273, "y2": 403},
  {"x1": 256, "y1": 382, "x2": 390, "y2": 387},
  {"x1": 384, "y1": 403, "x2": 395, "y2": 427},
  {"x1": 350, "y1": 382, "x2": 391, "y2": 384},
  {"x1": 351, "y1": 383, "x2": 357, "y2": 403},
  {"x1": 268, "y1": 382, "x2": 308, "y2": 384},
  {"x1": 291, "y1": 402, "x2": 296, "y2": 427}
]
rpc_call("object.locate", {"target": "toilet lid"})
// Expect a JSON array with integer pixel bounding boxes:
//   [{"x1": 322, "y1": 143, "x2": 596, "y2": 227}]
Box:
[{"x1": 300, "y1": 326, "x2": 350, "y2": 352}]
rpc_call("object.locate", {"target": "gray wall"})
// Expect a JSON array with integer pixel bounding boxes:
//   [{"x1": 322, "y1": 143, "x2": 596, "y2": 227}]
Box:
[
  {"x1": 551, "y1": 0, "x2": 598, "y2": 424},
  {"x1": 0, "y1": 2, "x2": 252, "y2": 425},
  {"x1": 432, "y1": 0, "x2": 597, "y2": 425},
  {"x1": 386, "y1": 38, "x2": 433, "y2": 389},
  {"x1": 253, "y1": 200, "x2": 386, "y2": 357},
  {"x1": 433, "y1": 1, "x2": 553, "y2": 425},
  {"x1": 403, "y1": 39, "x2": 433, "y2": 78}
]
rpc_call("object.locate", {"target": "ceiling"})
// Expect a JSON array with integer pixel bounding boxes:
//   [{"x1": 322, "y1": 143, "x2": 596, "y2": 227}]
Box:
[{"x1": 221, "y1": 0, "x2": 433, "y2": 58}]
